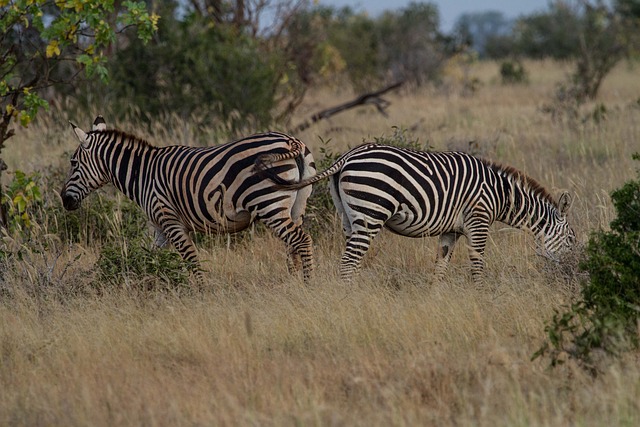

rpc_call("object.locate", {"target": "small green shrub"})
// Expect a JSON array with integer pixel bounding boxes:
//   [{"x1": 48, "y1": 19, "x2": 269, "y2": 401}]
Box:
[
  {"x1": 304, "y1": 137, "x2": 342, "y2": 239},
  {"x1": 372, "y1": 125, "x2": 430, "y2": 151},
  {"x1": 1, "y1": 170, "x2": 43, "y2": 235},
  {"x1": 45, "y1": 193, "x2": 148, "y2": 246},
  {"x1": 97, "y1": 239, "x2": 193, "y2": 287},
  {"x1": 535, "y1": 153, "x2": 640, "y2": 374},
  {"x1": 500, "y1": 60, "x2": 528, "y2": 84}
]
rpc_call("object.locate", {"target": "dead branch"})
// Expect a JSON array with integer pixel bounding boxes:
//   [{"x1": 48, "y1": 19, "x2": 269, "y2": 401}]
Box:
[{"x1": 290, "y1": 81, "x2": 404, "y2": 133}]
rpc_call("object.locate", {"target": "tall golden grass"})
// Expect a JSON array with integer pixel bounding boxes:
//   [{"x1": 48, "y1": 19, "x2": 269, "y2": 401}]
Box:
[{"x1": 1, "y1": 60, "x2": 639, "y2": 426}]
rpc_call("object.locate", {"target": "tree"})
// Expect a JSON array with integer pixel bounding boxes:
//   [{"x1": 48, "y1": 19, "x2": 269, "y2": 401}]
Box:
[
  {"x1": 72, "y1": 0, "x2": 312, "y2": 131},
  {"x1": 570, "y1": 0, "x2": 640, "y2": 101},
  {"x1": 0, "y1": 0, "x2": 158, "y2": 227},
  {"x1": 378, "y1": 2, "x2": 444, "y2": 87},
  {"x1": 453, "y1": 11, "x2": 511, "y2": 58}
]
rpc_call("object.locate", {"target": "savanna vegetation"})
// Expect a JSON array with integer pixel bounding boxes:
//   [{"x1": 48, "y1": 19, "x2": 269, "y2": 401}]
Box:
[{"x1": 1, "y1": 0, "x2": 640, "y2": 425}]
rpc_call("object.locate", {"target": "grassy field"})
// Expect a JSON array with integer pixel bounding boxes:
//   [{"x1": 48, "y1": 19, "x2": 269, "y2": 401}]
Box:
[{"x1": 1, "y1": 60, "x2": 639, "y2": 426}]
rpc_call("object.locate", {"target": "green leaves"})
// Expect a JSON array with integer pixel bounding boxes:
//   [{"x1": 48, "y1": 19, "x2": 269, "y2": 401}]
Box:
[
  {"x1": 535, "y1": 154, "x2": 640, "y2": 374},
  {"x1": 1, "y1": 170, "x2": 43, "y2": 233},
  {"x1": 121, "y1": 1, "x2": 160, "y2": 43},
  {"x1": 0, "y1": 0, "x2": 158, "y2": 140}
]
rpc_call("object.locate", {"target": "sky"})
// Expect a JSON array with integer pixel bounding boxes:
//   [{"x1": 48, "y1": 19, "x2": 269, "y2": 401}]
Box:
[{"x1": 320, "y1": 0, "x2": 552, "y2": 32}]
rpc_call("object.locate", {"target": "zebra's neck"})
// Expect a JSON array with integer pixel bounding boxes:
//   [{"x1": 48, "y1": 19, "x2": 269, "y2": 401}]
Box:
[
  {"x1": 498, "y1": 174, "x2": 554, "y2": 236},
  {"x1": 101, "y1": 135, "x2": 156, "y2": 205}
]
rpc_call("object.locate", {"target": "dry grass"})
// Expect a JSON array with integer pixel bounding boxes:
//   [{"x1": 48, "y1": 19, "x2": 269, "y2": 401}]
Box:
[{"x1": 1, "y1": 59, "x2": 640, "y2": 426}]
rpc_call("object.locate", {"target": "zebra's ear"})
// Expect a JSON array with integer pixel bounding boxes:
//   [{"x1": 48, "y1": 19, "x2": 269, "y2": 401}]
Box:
[
  {"x1": 69, "y1": 121, "x2": 89, "y2": 148},
  {"x1": 558, "y1": 191, "x2": 572, "y2": 215},
  {"x1": 92, "y1": 115, "x2": 106, "y2": 131}
]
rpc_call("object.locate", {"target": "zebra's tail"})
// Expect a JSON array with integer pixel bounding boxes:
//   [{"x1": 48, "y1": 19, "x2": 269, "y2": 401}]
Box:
[{"x1": 255, "y1": 153, "x2": 345, "y2": 190}]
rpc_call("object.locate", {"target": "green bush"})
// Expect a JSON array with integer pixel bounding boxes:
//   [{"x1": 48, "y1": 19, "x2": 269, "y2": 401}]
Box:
[
  {"x1": 44, "y1": 192, "x2": 148, "y2": 246},
  {"x1": 372, "y1": 126, "x2": 429, "y2": 151},
  {"x1": 1, "y1": 170, "x2": 43, "y2": 235},
  {"x1": 97, "y1": 240, "x2": 193, "y2": 288},
  {"x1": 535, "y1": 153, "x2": 640, "y2": 374},
  {"x1": 500, "y1": 60, "x2": 528, "y2": 84}
]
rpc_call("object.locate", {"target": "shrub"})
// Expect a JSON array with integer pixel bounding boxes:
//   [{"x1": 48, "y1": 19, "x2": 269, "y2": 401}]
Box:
[
  {"x1": 97, "y1": 240, "x2": 193, "y2": 288},
  {"x1": 43, "y1": 191, "x2": 148, "y2": 246},
  {"x1": 1, "y1": 170, "x2": 43, "y2": 235},
  {"x1": 500, "y1": 60, "x2": 528, "y2": 84},
  {"x1": 372, "y1": 126, "x2": 429, "y2": 151},
  {"x1": 534, "y1": 153, "x2": 640, "y2": 374}
]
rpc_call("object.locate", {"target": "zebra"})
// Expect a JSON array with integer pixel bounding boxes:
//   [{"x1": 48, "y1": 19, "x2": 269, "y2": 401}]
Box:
[
  {"x1": 61, "y1": 116, "x2": 317, "y2": 280},
  {"x1": 255, "y1": 143, "x2": 576, "y2": 283}
]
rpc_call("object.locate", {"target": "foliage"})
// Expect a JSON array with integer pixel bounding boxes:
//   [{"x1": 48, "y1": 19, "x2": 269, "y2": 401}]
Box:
[
  {"x1": 482, "y1": 0, "x2": 640, "y2": 65},
  {"x1": 0, "y1": 0, "x2": 158, "y2": 147},
  {"x1": 284, "y1": 3, "x2": 447, "y2": 93},
  {"x1": 97, "y1": 240, "x2": 192, "y2": 287},
  {"x1": 50, "y1": 193, "x2": 193, "y2": 285},
  {"x1": 100, "y1": 8, "x2": 278, "y2": 131},
  {"x1": 48, "y1": 193, "x2": 148, "y2": 245},
  {"x1": 0, "y1": 170, "x2": 42, "y2": 234},
  {"x1": 0, "y1": 0, "x2": 158, "y2": 231},
  {"x1": 511, "y1": 2, "x2": 583, "y2": 60},
  {"x1": 372, "y1": 126, "x2": 429, "y2": 151},
  {"x1": 535, "y1": 153, "x2": 640, "y2": 374},
  {"x1": 533, "y1": 1, "x2": 640, "y2": 123},
  {"x1": 499, "y1": 60, "x2": 528, "y2": 85},
  {"x1": 453, "y1": 11, "x2": 511, "y2": 59},
  {"x1": 374, "y1": 2, "x2": 445, "y2": 88}
]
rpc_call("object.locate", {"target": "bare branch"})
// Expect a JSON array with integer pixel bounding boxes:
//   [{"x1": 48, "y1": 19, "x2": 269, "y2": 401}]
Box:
[{"x1": 290, "y1": 81, "x2": 404, "y2": 133}]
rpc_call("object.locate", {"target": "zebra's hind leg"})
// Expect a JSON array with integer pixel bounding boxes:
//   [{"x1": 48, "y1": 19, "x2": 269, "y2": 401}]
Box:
[
  {"x1": 265, "y1": 217, "x2": 314, "y2": 281},
  {"x1": 339, "y1": 220, "x2": 383, "y2": 282},
  {"x1": 434, "y1": 232, "x2": 462, "y2": 282},
  {"x1": 286, "y1": 246, "x2": 303, "y2": 275}
]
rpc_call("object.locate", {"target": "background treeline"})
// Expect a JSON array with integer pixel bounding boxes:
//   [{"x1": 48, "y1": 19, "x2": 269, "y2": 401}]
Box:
[
  {"x1": 61, "y1": 0, "x2": 640, "y2": 130},
  {"x1": 3, "y1": 0, "x2": 639, "y2": 135}
]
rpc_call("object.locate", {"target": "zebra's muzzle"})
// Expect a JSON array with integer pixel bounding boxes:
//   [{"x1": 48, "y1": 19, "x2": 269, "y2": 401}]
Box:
[{"x1": 61, "y1": 192, "x2": 81, "y2": 211}]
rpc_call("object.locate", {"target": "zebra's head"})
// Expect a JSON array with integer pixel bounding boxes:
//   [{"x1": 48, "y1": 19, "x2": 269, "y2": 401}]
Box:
[
  {"x1": 60, "y1": 116, "x2": 109, "y2": 211},
  {"x1": 537, "y1": 191, "x2": 576, "y2": 261}
]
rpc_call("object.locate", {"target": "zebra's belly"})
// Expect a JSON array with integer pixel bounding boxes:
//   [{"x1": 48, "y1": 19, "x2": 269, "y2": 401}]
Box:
[
  {"x1": 386, "y1": 207, "x2": 464, "y2": 238},
  {"x1": 189, "y1": 211, "x2": 252, "y2": 234}
]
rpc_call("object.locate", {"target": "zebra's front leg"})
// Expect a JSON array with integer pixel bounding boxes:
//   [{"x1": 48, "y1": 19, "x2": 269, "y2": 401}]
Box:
[
  {"x1": 465, "y1": 226, "x2": 489, "y2": 286},
  {"x1": 160, "y1": 219, "x2": 203, "y2": 282},
  {"x1": 434, "y1": 232, "x2": 462, "y2": 282}
]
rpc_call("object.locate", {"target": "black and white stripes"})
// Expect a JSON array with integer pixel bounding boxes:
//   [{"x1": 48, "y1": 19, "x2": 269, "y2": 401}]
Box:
[
  {"x1": 256, "y1": 143, "x2": 576, "y2": 283},
  {"x1": 61, "y1": 117, "x2": 317, "y2": 280}
]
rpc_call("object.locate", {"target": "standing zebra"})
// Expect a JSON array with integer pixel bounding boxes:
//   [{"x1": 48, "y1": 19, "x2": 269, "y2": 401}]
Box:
[
  {"x1": 61, "y1": 116, "x2": 317, "y2": 280},
  {"x1": 256, "y1": 144, "x2": 576, "y2": 283}
]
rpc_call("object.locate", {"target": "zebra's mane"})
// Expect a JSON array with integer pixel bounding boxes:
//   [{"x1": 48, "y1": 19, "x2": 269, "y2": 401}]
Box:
[
  {"x1": 92, "y1": 129, "x2": 154, "y2": 148},
  {"x1": 483, "y1": 159, "x2": 558, "y2": 208}
]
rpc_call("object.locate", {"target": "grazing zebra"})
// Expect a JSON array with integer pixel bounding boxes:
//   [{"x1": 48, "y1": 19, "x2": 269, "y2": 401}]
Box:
[
  {"x1": 61, "y1": 116, "x2": 317, "y2": 280},
  {"x1": 256, "y1": 144, "x2": 576, "y2": 283}
]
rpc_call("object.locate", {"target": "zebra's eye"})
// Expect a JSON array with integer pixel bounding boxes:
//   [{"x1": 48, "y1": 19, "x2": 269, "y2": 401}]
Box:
[{"x1": 70, "y1": 158, "x2": 79, "y2": 168}]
